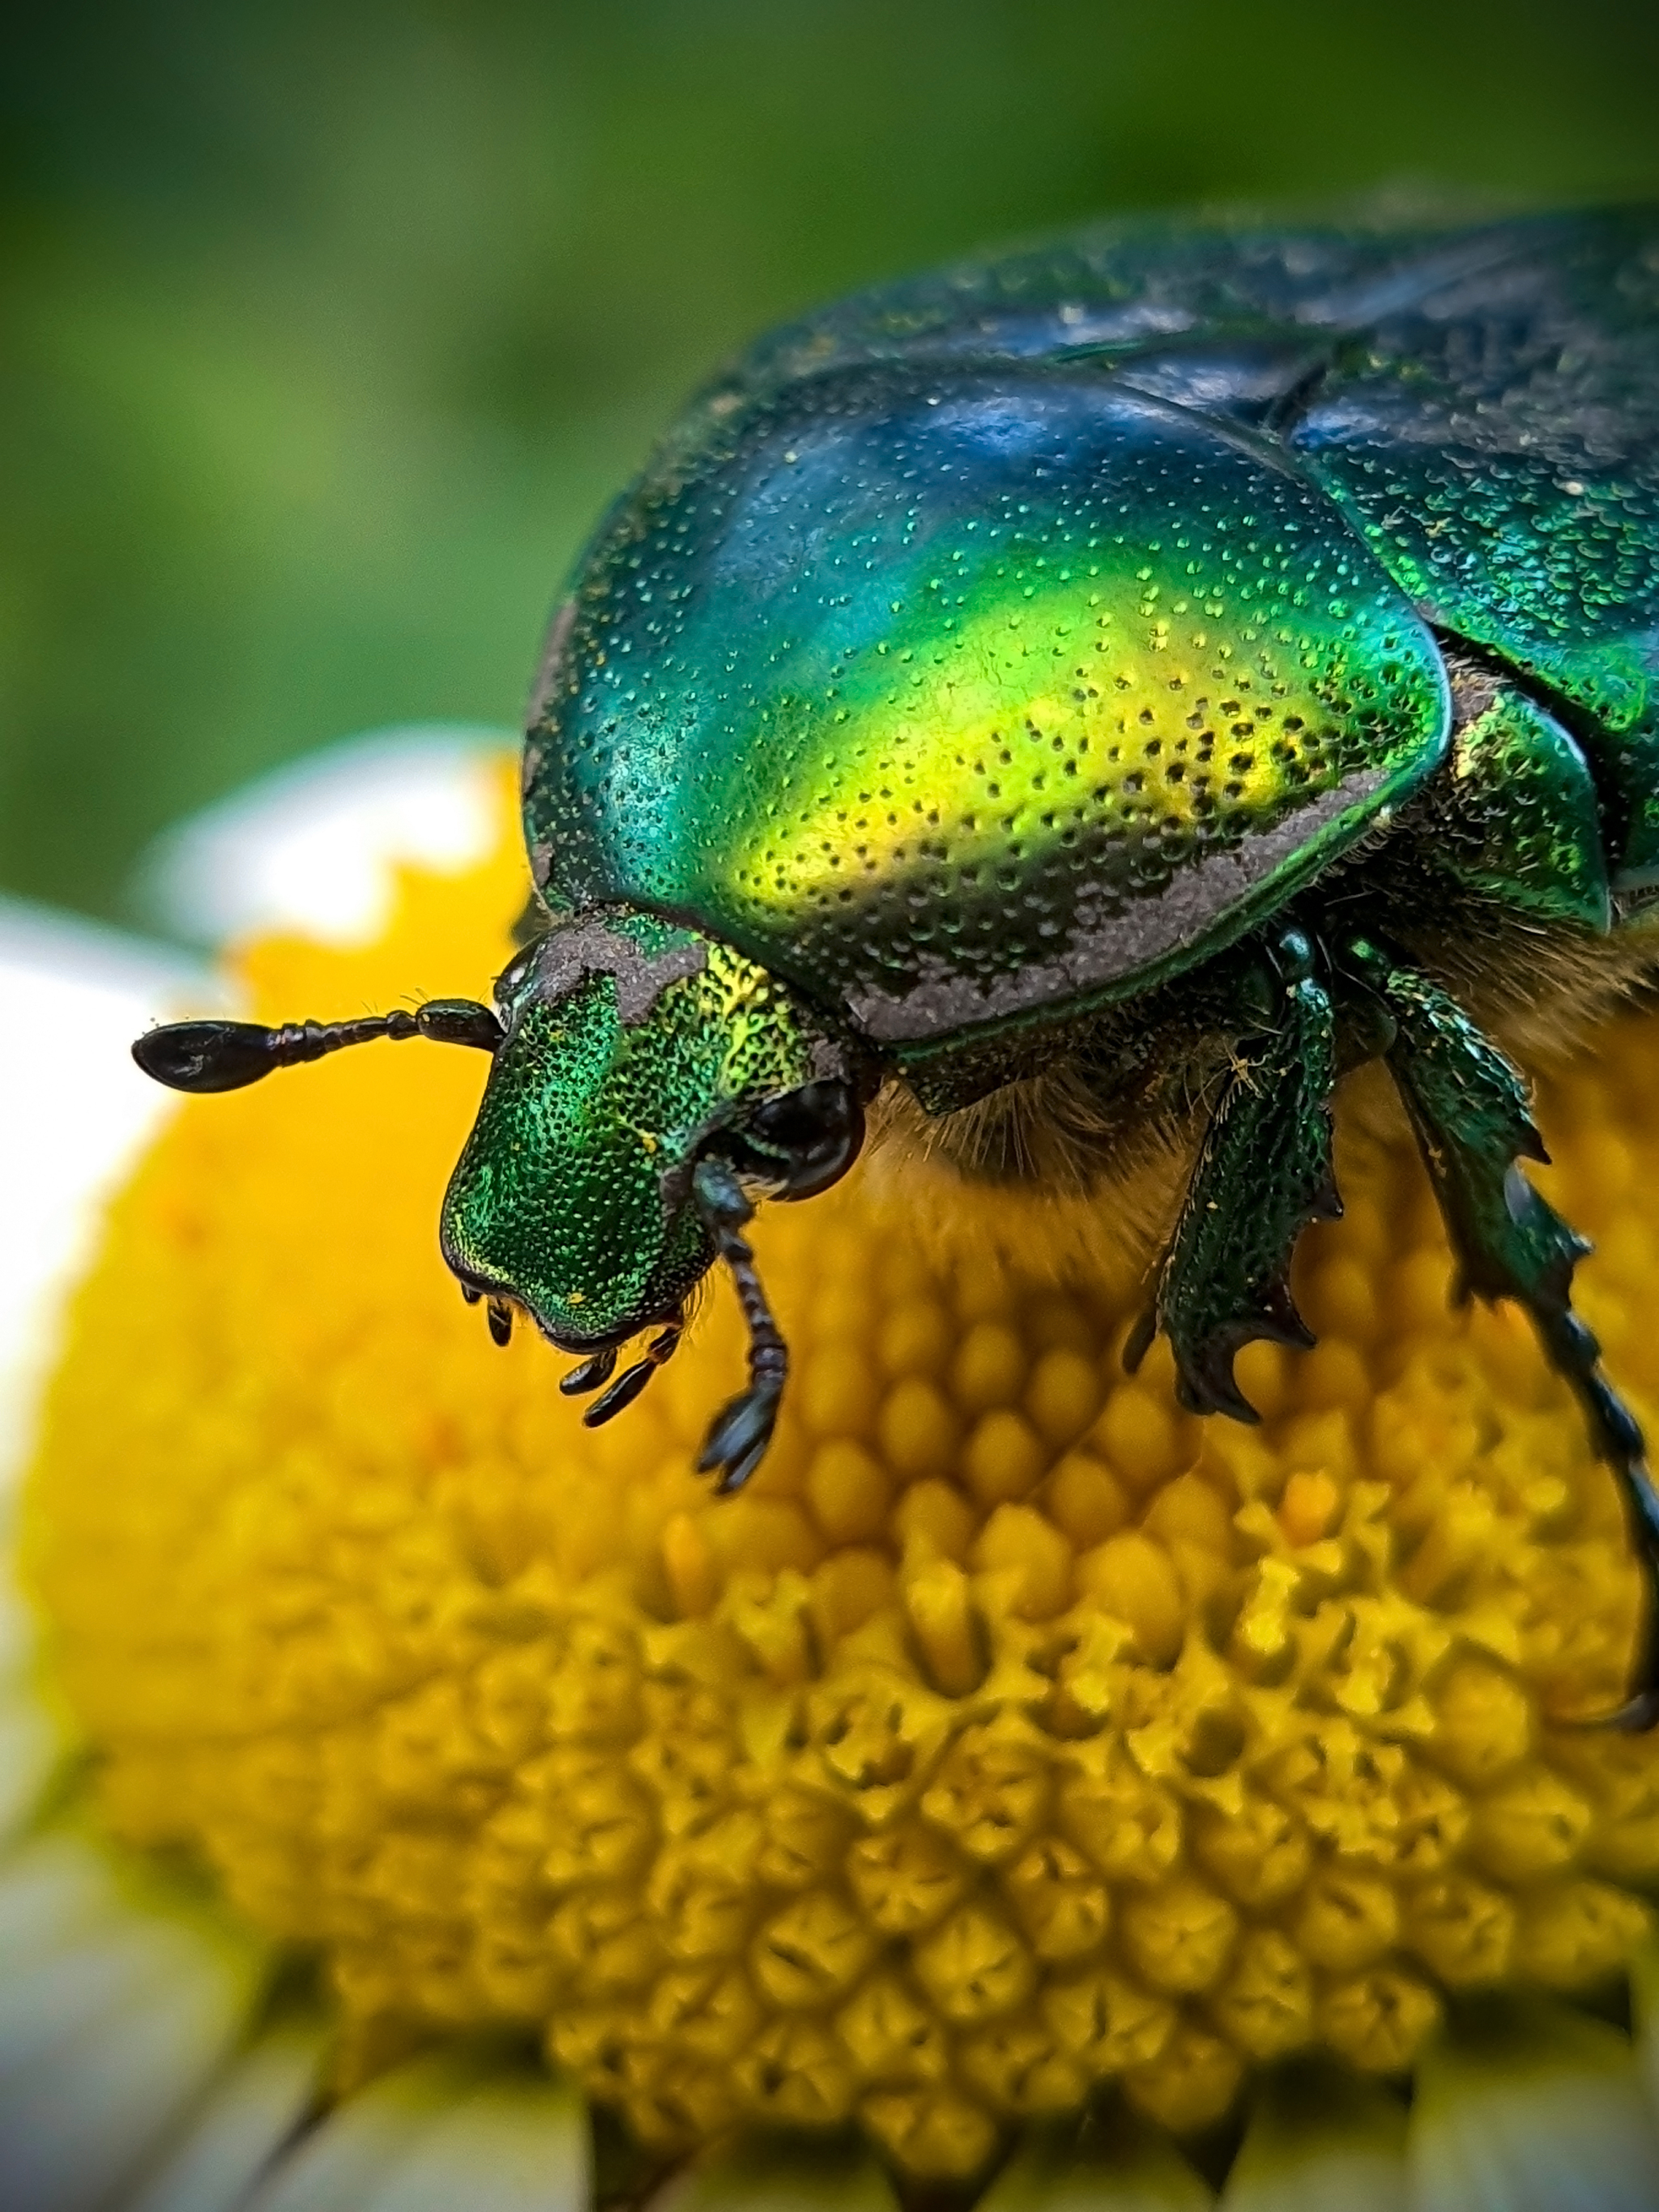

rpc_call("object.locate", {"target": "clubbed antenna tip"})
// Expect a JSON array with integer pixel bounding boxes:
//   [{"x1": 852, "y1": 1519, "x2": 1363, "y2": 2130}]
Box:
[{"x1": 132, "y1": 1020, "x2": 284, "y2": 1093}]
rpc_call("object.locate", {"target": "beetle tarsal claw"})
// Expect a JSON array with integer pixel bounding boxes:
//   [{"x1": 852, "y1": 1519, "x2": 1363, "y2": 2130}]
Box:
[{"x1": 697, "y1": 1385, "x2": 783, "y2": 1495}]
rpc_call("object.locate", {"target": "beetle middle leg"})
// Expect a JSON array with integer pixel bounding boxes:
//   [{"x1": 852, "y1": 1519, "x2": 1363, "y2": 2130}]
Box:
[
  {"x1": 1127, "y1": 921, "x2": 1342, "y2": 1421},
  {"x1": 1343, "y1": 933, "x2": 1659, "y2": 1729}
]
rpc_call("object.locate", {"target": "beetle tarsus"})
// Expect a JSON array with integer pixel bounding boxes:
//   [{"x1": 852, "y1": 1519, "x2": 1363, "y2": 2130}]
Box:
[
  {"x1": 487, "y1": 1298, "x2": 514, "y2": 1347},
  {"x1": 1134, "y1": 924, "x2": 1340, "y2": 1423},
  {"x1": 703, "y1": 1400, "x2": 779, "y2": 1496},
  {"x1": 1348, "y1": 933, "x2": 1659, "y2": 1731},
  {"x1": 692, "y1": 1157, "x2": 787, "y2": 1494}
]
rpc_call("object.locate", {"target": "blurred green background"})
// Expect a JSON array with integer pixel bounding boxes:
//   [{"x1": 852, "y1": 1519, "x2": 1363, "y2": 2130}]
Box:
[{"x1": 4, "y1": 0, "x2": 1657, "y2": 927}]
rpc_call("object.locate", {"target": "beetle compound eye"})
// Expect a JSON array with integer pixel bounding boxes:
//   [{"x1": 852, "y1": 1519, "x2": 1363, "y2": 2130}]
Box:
[
  {"x1": 492, "y1": 943, "x2": 540, "y2": 1005},
  {"x1": 740, "y1": 1079, "x2": 867, "y2": 1201},
  {"x1": 745, "y1": 1083, "x2": 840, "y2": 1148}
]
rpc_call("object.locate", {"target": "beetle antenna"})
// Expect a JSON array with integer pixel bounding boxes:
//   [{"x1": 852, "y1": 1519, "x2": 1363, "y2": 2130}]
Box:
[
  {"x1": 132, "y1": 1000, "x2": 503, "y2": 1093},
  {"x1": 690, "y1": 1158, "x2": 787, "y2": 1493}
]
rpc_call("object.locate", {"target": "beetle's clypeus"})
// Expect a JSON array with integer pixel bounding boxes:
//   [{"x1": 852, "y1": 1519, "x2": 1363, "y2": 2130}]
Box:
[{"x1": 138, "y1": 207, "x2": 1659, "y2": 1721}]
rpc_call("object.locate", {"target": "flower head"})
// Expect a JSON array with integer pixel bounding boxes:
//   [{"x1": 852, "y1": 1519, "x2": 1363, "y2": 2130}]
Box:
[{"x1": 12, "y1": 750, "x2": 1659, "y2": 2206}]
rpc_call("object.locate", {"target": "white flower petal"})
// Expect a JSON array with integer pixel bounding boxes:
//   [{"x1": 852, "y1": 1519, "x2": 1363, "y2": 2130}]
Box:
[
  {"x1": 0, "y1": 1684, "x2": 65, "y2": 1844},
  {"x1": 126, "y1": 2020, "x2": 326, "y2": 2212},
  {"x1": 1410, "y1": 1998, "x2": 1659, "y2": 2212},
  {"x1": 0, "y1": 1836, "x2": 267, "y2": 2212},
  {"x1": 1220, "y1": 2061, "x2": 1407, "y2": 2212},
  {"x1": 0, "y1": 901, "x2": 210, "y2": 1835},
  {"x1": 0, "y1": 1829, "x2": 142, "y2": 1963},
  {"x1": 137, "y1": 727, "x2": 511, "y2": 949},
  {"x1": 356, "y1": 2071, "x2": 590, "y2": 2212},
  {"x1": 0, "y1": 727, "x2": 509, "y2": 1500},
  {"x1": 649, "y1": 2135, "x2": 901, "y2": 2212},
  {"x1": 0, "y1": 744, "x2": 518, "y2": 2201},
  {"x1": 975, "y1": 2113, "x2": 1211, "y2": 2211},
  {"x1": 245, "y1": 2050, "x2": 589, "y2": 2212},
  {"x1": 0, "y1": 897, "x2": 209, "y2": 1501},
  {"x1": 221, "y1": 2048, "x2": 483, "y2": 2212}
]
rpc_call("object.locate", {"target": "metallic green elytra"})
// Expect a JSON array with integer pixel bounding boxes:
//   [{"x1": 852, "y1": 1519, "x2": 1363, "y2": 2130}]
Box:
[
  {"x1": 522, "y1": 376, "x2": 1451, "y2": 1060},
  {"x1": 135, "y1": 206, "x2": 1659, "y2": 1719}
]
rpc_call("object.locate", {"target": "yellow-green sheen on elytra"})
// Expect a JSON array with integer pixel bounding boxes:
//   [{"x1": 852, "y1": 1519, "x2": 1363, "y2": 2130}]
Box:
[{"x1": 525, "y1": 376, "x2": 1450, "y2": 1053}]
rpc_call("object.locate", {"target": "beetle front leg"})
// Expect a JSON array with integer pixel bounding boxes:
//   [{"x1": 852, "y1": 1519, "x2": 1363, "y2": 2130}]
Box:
[
  {"x1": 691, "y1": 1157, "x2": 789, "y2": 1494},
  {"x1": 1128, "y1": 923, "x2": 1341, "y2": 1421},
  {"x1": 1344, "y1": 935, "x2": 1659, "y2": 1730}
]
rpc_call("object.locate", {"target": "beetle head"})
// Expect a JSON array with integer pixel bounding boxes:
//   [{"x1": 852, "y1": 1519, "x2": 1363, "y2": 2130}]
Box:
[{"x1": 438, "y1": 909, "x2": 868, "y2": 1353}]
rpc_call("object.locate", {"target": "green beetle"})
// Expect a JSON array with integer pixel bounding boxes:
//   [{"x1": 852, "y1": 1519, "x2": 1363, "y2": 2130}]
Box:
[{"x1": 137, "y1": 206, "x2": 1659, "y2": 1720}]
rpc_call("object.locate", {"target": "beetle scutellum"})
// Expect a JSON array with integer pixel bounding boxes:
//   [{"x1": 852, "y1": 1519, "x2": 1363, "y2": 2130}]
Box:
[{"x1": 137, "y1": 207, "x2": 1659, "y2": 1721}]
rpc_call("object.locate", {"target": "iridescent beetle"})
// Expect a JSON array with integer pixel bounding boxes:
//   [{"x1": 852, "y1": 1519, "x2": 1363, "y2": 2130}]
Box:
[{"x1": 137, "y1": 207, "x2": 1659, "y2": 1720}]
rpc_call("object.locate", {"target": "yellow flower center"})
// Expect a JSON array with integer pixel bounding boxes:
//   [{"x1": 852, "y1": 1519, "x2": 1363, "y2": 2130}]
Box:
[{"x1": 23, "y1": 778, "x2": 1659, "y2": 2182}]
